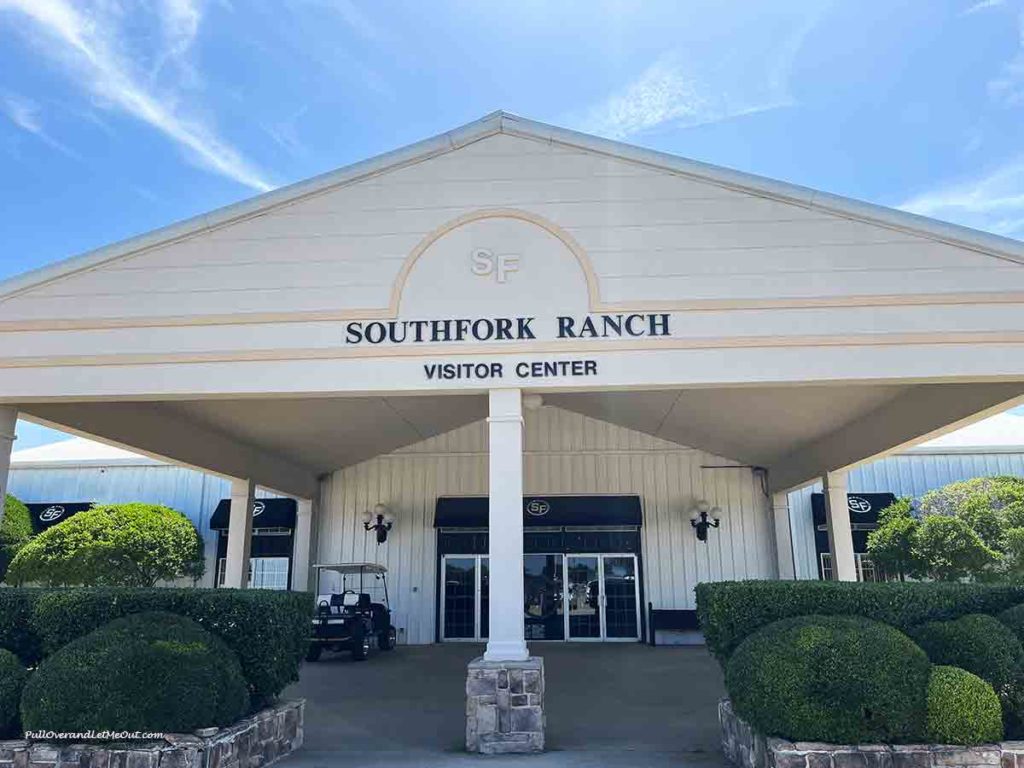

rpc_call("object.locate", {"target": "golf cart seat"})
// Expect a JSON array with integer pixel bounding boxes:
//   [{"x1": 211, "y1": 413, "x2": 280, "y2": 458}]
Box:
[
  {"x1": 370, "y1": 602, "x2": 388, "y2": 628},
  {"x1": 340, "y1": 592, "x2": 372, "y2": 614}
]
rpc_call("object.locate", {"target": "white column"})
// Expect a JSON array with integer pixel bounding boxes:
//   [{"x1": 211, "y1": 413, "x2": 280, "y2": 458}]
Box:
[
  {"x1": 291, "y1": 497, "x2": 313, "y2": 592},
  {"x1": 0, "y1": 408, "x2": 17, "y2": 523},
  {"x1": 484, "y1": 389, "x2": 528, "y2": 662},
  {"x1": 823, "y1": 471, "x2": 857, "y2": 582},
  {"x1": 771, "y1": 491, "x2": 796, "y2": 580},
  {"x1": 223, "y1": 478, "x2": 255, "y2": 589}
]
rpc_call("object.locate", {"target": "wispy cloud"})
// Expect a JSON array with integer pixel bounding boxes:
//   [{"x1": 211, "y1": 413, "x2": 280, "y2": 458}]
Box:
[
  {"x1": 1, "y1": 92, "x2": 80, "y2": 158},
  {"x1": 573, "y1": 10, "x2": 822, "y2": 141},
  {"x1": 900, "y1": 159, "x2": 1024, "y2": 238},
  {"x1": 988, "y1": 10, "x2": 1024, "y2": 107},
  {"x1": 0, "y1": 0, "x2": 273, "y2": 191},
  {"x1": 963, "y1": 0, "x2": 1006, "y2": 15}
]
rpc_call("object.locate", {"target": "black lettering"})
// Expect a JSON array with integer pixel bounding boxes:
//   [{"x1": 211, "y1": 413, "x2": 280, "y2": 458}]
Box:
[
  {"x1": 344, "y1": 322, "x2": 363, "y2": 344},
  {"x1": 584, "y1": 360, "x2": 597, "y2": 375},
  {"x1": 517, "y1": 317, "x2": 536, "y2": 339},
  {"x1": 424, "y1": 364, "x2": 437, "y2": 379},
  {"x1": 531, "y1": 362, "x2": 543, "y2": 377},
  {"x1": 410, "y1": 320, "x2": 429, "y2": 342},
  {"x1": 625, "y1": 314, "x2": 645, "y2": 336},
  {"x1": 364, "y1": 322, "x2": 386, "y2": 344},
  {"x1": 571, "y1": 361, "x2": 584, "y2": 376},
  {"x1": 516, "y1": 362, "x2": 529, "y2": 377},
  {"x1": 454, "y1": 318, "x2": 471, "y2": 341},
  {"x1": 490, "y1": 363, "x2": 503, "y2": 378},
  {"x1": 601, "y1": 314, "x2": 622, "y2": 337},
  {"x1": 431, "y1": 320, "x2": 451, "y2": 342},
  {"x1": 579, "y1": 316, "x2": 598, "y2": 338},
  {"x1": 388, "y1": 321, "x2": 407, "y2": 343},
  {"x1": 472, "y1": 318, "x2": 494, "y2": 341},
  {"x1": 544, "y1": 362, "x2": 558, "y2": 376},
  {"x1": 557, "y1": 316, "x2": 576, "y2": 338},
  {"x1": 495, "y1": 318, "x2": 513, "y2": 340},
  {"x1": 649, "y1": 313, "x2": 670, "y2": 336}
]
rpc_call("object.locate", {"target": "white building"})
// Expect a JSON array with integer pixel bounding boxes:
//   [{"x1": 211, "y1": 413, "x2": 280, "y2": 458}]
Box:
[{"x1": 1, "y1": 112, "x2": 1023, "y2": 735}]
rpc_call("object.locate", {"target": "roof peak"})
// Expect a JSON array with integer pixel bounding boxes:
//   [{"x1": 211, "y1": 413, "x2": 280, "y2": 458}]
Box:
[{"x1": 1, "y1": 111, "x2": 1022, "y2": 300}]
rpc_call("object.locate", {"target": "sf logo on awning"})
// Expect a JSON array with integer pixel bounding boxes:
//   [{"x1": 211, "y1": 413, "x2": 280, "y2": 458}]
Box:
[
  {"x1": 40, "y1": 506, "x2": 66, "y2": 522},
  {"x1": 525, "y1": 499, "x2": 550, "y2": 517},
  {"x1": 847, "y1": 496, "x2": 872, "y2": 514}
]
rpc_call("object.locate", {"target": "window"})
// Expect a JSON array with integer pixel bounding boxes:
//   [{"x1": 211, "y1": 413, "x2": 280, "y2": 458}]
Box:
[
  {"x1": 819, "y1": 552, "x2": 888, "y2": 582},
  {"x1": 216, "y1": 557, "x2": 290, "y2": 590}
]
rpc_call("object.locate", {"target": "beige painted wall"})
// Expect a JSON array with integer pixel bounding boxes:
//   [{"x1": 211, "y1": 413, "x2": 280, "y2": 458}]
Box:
[{"x1": 316, "y1": 405, "x2": 774, "y2": 645}]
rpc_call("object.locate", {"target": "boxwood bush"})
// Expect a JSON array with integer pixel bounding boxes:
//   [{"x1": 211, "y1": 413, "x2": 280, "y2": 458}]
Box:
[
  {"x1": 926, "y1": 666, "x2": 1003, "y2": 745},
  {"x1": 31, "y1": 588, "x2": 312, "y2": 705},
  {"x1": 0, "y1": 589, "x2": 46, "y2": 665},
  {"x1": 0, "y1": 649, "x2": 27, "y2": 738},
  {"x1": 725, "y1": 615, "x2": 930, "y2": 744},
  {"x1": 909, "y1": 615, "x2": 1024, "y2": 691},
  {"x1": 21, "y1": 612, "x2": 248, "y2": 733},
  {"x1": 696, "y1": 580, "x2": 1024, "y2": 662}
]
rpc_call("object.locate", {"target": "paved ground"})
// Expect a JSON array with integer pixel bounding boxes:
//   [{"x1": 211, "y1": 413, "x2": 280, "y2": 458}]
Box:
[{"x1": 282, "y1": 642, "x2": 728, "y2": 767}]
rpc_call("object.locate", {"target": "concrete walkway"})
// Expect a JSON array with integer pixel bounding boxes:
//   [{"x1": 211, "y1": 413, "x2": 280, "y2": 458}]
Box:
[{"x1": 282, "y1": 642, "x2": 728, "y2": 767}]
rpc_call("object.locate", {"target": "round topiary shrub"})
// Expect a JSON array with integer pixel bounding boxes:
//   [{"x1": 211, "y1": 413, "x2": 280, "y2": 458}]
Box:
[
  {"x1": 926, "y1": 666, "x2": 1003, "y2": 745},
  {"x1": 910, "y1": 614, "x2": 1024, "y2": 691},
  {"x1": 0, "y1": 649, "x2": 27, "y2": 738},
  {"x1": 997, "y1": 603, "x2": 1024, "y2": 644},
  {"x1": 725, "y1": 615, "x2": 930, "y2": 744},
  {"x1": 21, "y1": 611, "x2": 248, "y2": 732}
]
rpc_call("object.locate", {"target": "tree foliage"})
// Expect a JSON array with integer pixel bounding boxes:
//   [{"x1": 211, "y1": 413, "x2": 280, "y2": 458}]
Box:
[
  {"x1": 6, "y1": 503, "x2": 204, "y2": 587},
  {"x1": 868, "y1": 477, "x2": 1024, "y2": 582},
  {"x1": 0, "y1": 495, "x2": 33, "y2": 581}
]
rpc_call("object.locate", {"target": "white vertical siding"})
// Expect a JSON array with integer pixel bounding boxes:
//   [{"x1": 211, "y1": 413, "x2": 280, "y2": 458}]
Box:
[
  {"x1": 788, "y1": 451, "x2": 1024, "y2": 580},
  {"x1": 318, "y1": 406, "x2": 775, "y2": 645}
]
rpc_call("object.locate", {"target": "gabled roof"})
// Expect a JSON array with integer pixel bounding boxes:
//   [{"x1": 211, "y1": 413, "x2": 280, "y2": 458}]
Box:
[
  {"x1": 10, "y1": 436, "x2": 155, "y2": 467},
  {"x1": 2, "y1": 109, "x2": 1023, "y2": 300}
]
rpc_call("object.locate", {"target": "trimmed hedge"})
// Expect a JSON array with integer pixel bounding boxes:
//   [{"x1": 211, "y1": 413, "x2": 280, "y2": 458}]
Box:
[
  {"x1": 0, "y1": 495, "x2": 32, "y2": 581},
  {"x1": 725, "y1": 615, "x2": 930, "y2": 744},
  {"x1": 696, "y1": 580, "x2": 1024, "y2": 661},
  {"x1": 21, "y1": 612, "x2": 248, "y2": 732},
  {"x1": 926, "y1": 666, "x2": 1003, "y2": 745},
  {"x1": 0, "y1": 649, "x2": 27, "y2": 738},
  {"x1": 998, "y1": 603, "x2": 1024, "y2": 643},
  {"x1": 910, "y1": 615, "x2": 1024, "y2": 691},
  {"x1": 31, "y1": 588, "x2": 312, "y2": 705},
  {"x1": 0, "y1": 589, "x2": 46, "y2": 665}
]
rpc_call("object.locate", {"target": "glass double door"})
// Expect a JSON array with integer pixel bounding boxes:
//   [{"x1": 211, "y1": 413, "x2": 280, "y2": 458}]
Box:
[{"x1": 442, "y1": 553, "x2": 639, "y2": 642}]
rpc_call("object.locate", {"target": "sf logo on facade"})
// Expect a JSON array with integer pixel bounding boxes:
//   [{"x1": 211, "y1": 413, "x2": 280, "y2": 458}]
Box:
[
  {"x1": 470, "y1": 248, "x2": 520, "y2": 284},
  {"x1": 525, "y1": 499, "x2": 550, "y2": 517},
  {"x1": 252, "y1": 501, "x2": 265, "y2": 517},
  {"x1": 847, "y1": 496, "x2": 872, "y2": 514},
  {"x1": 40, "y1": 505, "x2": 65, "y2": 522}
]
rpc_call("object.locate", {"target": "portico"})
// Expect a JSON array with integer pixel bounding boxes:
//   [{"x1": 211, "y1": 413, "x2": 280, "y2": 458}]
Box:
[{"x1": 1, "y1": 111, "x2": 1023, "y2": 751}]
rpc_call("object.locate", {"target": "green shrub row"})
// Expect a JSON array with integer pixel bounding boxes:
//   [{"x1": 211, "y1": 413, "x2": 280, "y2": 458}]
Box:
[
  {"x1": 21, "y1": 612, "x2": 249, "y2": 733},
  {"x1": 695, "y1": 580, "x2": 1024, "y2": 661},
  {"x1": 0, "y1": 587, "x2": 312, "y2": 705},
  {"x1": 725, "y1": 615, "x2": 930, "y2": 744}
]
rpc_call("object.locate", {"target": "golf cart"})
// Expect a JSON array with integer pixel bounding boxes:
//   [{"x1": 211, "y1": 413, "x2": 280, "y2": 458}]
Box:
[{"x1": 307, "y1": 563, "x2": 397, "y2": 662}]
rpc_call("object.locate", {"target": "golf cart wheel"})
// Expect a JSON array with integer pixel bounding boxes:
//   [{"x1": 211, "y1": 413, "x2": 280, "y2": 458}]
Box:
[
  {"x1": 305, "y1": 644, "x2": 322, "y2": 662},
  {"x1": 351, "y1": 625, "x2": 370, "y2": 661},
  {"x1": 379, "y1": 626, "x2": 397, "y2": 651}
]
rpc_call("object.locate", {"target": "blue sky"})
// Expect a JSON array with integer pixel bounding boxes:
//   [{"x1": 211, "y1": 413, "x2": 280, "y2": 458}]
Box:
[{"x1": 1, "y1": 0, "x2": 1023, "y2": 449}]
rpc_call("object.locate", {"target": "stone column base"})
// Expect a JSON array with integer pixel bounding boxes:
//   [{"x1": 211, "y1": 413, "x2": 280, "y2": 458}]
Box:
[{"x1": 466, "y1": 656, "x2": 544, "y2": 754}]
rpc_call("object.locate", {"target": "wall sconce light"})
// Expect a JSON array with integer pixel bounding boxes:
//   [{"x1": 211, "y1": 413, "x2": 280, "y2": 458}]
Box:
[
  {"x1": 363, "y1": 503, "x2": 395, "y2": 545},
  {"x1": 690, "y1": 500, "x2": 722, "y2": 543}
]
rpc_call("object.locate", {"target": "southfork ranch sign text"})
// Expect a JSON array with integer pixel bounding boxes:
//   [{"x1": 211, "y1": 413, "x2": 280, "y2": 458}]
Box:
[{"x1": 344, "y1": 313, "x2": 671, "y2": 345}]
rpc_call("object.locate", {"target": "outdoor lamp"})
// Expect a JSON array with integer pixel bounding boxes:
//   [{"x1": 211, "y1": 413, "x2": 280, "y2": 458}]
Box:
[
  {"x1": 690, "y1": 501, "x2": 721, "y2": 543},
  {"x1": 364, "y1": 503, "x2": 395, "y2": 545}
]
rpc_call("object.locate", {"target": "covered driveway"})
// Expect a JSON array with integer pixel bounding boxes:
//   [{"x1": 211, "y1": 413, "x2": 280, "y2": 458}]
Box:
[{"x1": 285, "y1": 643, "x2": 728, "y2": 767}]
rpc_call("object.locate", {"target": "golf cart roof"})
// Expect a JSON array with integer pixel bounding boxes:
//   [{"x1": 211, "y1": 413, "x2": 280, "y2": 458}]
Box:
[{"x1": 312, "y1": 562, "x2": 388, "y2": 575}]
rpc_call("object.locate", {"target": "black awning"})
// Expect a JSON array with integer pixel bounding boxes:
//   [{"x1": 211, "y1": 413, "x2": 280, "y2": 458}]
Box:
[
  {"x1": 210, "y1": 498, "x2": 297, "y2": 530},
  {"x1": 811, "y1": 492, "x2": 898, "y2": 528},
  {"x1": 434, "y1": 495, "x2": 642, "y2": 528},
  {"x1": 25, "y1": 502, "x2": 94, "y2": 533}
]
